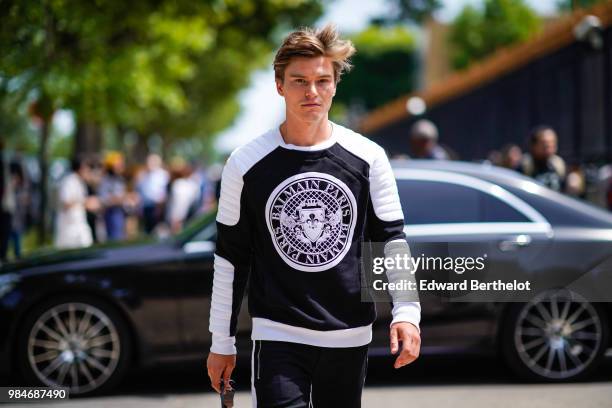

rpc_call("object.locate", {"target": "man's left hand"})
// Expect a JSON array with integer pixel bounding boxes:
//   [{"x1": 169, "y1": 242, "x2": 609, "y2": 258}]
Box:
[{"x1": 390, "y1": 322, "x2": 421, "y2": 369}]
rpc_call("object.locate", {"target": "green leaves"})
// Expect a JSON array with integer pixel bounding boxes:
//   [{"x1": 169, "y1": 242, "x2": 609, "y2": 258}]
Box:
[
  {"x1": 333, "y1": 25, "x2": 418, "y2": 116},
  {"x1": 375, "y1": 0, "x2": 443, "y2": 25},
  {"x1": 450, "y1": 0, "x2": 542, "y2": 70},
  {"x1": 352, "y1": 25, "x2": 415, "y2": 56},
  {"x1": 0, "y1": 0, "x2": 324, "y2": 151}
]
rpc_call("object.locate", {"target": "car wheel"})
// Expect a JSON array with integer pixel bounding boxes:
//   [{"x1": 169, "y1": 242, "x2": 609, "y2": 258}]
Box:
[
  {"x1": 17, "y1": 295, "x2": 132, "y2": 396},
  {"x1": 501, "y1": 289, "x2": 609, "y2": 381}
]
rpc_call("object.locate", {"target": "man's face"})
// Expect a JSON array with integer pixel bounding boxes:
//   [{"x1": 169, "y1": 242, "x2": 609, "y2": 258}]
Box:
[
  {"x1": 276, "y1": 56, "x2": 337, "y2": 123},
  {"x1": 78, "y1": 165, "x2": 91, "y2": 181},
  {"x1": 532, "y1": 130, "x2": 558, "y2": 160},
  {"x1": 410, "y1": 137, "x2": 435, "y2": 156},
  {"x1": 113, "y1": 159, "x2": 125, "y2": 174}
]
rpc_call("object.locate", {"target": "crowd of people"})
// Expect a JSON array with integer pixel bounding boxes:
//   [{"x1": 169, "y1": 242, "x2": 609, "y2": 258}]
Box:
[
  {"x1": 1, "y1": 121, "x2": 612, "y2": 262},
  {"x1": 399, "y1": 119, "x2": 612, "y2": 205},
  {"x1": 53, "y1": 152, "x2": 218, "y2": 249},
  {"x1": 492, "y1": 126, "x2": 575, "y2": 194},
  {"x1": 0, "y1": 147, "x2": 219, "y2": 262}
]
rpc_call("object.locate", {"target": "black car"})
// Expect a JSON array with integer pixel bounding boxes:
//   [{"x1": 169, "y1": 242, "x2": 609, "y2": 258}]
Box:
[{"x1": 1, "y1": 160, "x2": 611, "y2": 395}]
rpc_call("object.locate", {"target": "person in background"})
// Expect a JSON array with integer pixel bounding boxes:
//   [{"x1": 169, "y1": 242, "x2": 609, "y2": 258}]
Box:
[
  {"x1": 99, "y1": 152, "x2": 128, "y2": 241},
  {"x1": 54, "y1": 157, "x2": 96, "y2": 249},
  {"x1": 207, "y1": 156, "x2": 228, "y2": 202},
  {"x1": 190, "y1": 159, "x2": 216, "y2": 215},
  {"x1": 520, "y1": 125, "x2": 566, "y2": 192},
  {"x1": 409, "y1": 119, "x2": 450, "y2": 160},
  {"x1": 9, "y1": 160, "x2": 29, "y2": 259},
  {"x1": 121, "y1": 163, "x2": 141, "y2": 240},
  {"x1": 166, "y1": 158, "x2": 200, "y2": 235},
  {"x1": 84, "y1": 156, "x2": 103, "y2": 243},
  {"x1": 136, "y1": 154, "x2": 169, "y2": 234},
  {"x1": 500, "y1": 144, "x2": 523, "y2": 171},
  {"x1": 485, "y1": 149, "x2": 501, "y2": 166},
  {"x1": 0, "y1": 141, "x2": 15, "y2": 263},
  {"x1": 565, "y1": 163, "x2": 587, "y2": 198}
]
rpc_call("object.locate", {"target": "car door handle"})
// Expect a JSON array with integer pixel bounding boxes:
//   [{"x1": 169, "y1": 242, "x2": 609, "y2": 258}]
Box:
[{"x1": 498, "y1": 234, "x2": 532, "y2": 251}]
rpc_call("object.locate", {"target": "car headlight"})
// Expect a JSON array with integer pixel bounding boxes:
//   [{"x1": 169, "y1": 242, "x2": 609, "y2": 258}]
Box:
[{"x1": 0, "y1": 273, "x2": 20, "y2": 299}]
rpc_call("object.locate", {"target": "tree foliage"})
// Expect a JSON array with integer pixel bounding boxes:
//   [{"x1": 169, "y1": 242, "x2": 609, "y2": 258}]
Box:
[
  {"x1": 449, "y1": 0, "x2": 541, "y2": 70},
  {"x1": 333, "y1": 25, "x2": 418, "y2": 116},
  {"x1": 0, "y1": 0, "x2": 324, "y2": 144},
  {"x1": 374, "y1": 0, "x2": 443, "y2": 25},
  {"x1": 0, "y1": 0, "x2": 323, "y2": 243}
]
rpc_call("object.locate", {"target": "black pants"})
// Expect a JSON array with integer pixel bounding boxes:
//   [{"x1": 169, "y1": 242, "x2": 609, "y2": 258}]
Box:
[
  {"x1": 142, "y1": 205, "x2": 160, "y2": 234},
  {"x1": 251, "y1": 340, "x2": 368, "y2": 408}
]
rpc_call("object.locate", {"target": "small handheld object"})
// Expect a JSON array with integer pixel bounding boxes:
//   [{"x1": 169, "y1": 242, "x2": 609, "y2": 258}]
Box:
[{"x1": 220, "y1": 379, "x2": 235, "y2": 408}]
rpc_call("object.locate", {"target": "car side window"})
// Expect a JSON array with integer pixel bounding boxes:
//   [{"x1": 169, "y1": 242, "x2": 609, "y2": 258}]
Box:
[
  {"x1": 481, "y1": 194, "x2": 530, "y2": 222},
  {"x1": 397, "y1": 179, "x2": 480, "y2": 224},
  {"x1": 396, "y1": 179, "x2": 529, "y2": 224}
]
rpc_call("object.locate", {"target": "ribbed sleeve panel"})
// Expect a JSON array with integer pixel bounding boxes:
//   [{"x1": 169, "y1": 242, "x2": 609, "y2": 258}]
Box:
[{"x1": 210, "y1": 130, "x2": 279, "y2": 354}]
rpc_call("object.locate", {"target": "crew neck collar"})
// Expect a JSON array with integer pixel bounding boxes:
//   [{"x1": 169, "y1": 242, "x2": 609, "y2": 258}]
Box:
[{"x1": 275, "y1": 121, "x2": 338, "y2": 151}]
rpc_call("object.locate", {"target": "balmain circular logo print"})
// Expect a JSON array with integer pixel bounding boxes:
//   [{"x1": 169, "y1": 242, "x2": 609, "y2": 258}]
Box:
[{"x1": 265, "y1": 172, "x2": 357, "y2": 272}]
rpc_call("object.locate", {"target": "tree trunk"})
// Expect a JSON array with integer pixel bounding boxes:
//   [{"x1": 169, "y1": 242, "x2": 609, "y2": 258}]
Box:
[
  {"x1": 74, "y1": 121, "x2": 102, "y2": 157},
  {"x1": 162, "y1": 136, "x2": 173, "y2": 158},
  {"x1": 132, "y1": 132, "x2": 149, "y2": 164}
]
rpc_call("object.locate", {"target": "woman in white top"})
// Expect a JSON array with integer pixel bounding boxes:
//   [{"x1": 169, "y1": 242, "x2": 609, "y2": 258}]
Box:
[
  {"x1": 166, "y1": 160, "x2": 200, "y2": 234},
  {"x1": 55, "y1": 158, "x2": 95, "y2": 249}
]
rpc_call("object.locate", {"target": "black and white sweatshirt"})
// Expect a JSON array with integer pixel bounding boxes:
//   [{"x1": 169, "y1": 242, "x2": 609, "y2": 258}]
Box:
[{"x1": 209, "y1": 122, "x2": 421, "y2": 355}]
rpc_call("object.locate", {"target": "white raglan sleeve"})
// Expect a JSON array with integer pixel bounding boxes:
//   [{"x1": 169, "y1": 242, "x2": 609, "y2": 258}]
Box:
[
  {"x1": 208, "y1": 154, "x2": 253, "y2": 354},
  {"x1": 367, "y1": 146, "x2": 421, "y2": 332}
]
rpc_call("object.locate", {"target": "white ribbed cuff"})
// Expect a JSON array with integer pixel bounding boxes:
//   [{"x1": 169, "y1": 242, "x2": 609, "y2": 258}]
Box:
[
  {"x1": 210, "y1": 333, "x2": 237, "y2": 355},
  {"x1": 390, "y1": 302, "x2": 421, "y2": 333}
]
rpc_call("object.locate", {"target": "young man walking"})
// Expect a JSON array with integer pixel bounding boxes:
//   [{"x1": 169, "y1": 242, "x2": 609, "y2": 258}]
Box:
[{"x1": 207, "y1": 25, "x2": 421, "y2": 407}]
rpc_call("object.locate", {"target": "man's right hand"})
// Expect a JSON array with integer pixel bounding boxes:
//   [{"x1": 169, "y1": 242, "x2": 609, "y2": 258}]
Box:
[{"x1": 206, "y1": 352, "x2": 236, "y2": 393}]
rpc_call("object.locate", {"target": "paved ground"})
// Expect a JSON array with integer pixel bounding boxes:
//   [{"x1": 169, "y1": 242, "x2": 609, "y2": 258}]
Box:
[{"x1": 2, "y1": 355, "x2": 611, "y2": 407}]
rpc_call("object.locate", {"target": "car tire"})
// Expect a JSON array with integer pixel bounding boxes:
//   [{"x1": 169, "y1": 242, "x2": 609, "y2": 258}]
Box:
[
  {"x1": 501, "y1": 289, "x2": 609, "y2": 382},
  {"x1": 16, "y1": 294, "x2": 132, "y2": 396}
]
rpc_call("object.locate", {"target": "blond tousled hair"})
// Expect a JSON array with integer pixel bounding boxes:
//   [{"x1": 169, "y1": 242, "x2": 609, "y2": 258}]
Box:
[{"x1": 273, "y1": 24, "x2": 356, "y2": 84}]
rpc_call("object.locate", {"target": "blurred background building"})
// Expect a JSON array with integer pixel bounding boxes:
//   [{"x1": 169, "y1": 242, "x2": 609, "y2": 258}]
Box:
[{"x1": 362, "y1": 2, "x2": 612, "y2": 166}]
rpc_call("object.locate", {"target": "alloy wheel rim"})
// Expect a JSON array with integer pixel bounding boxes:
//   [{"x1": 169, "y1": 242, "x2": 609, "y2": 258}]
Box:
[
  {"x1": 514, "y1": 289, "x2": 602, "y2": 379},
  {"x1": 27, "y1": 302, "x2": 121, "y2": 394}
]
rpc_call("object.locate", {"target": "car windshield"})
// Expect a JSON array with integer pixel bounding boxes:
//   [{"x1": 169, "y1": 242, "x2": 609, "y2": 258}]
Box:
[{"x1": 172, "y1": 207, "x2": 217, "y2": 243}]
